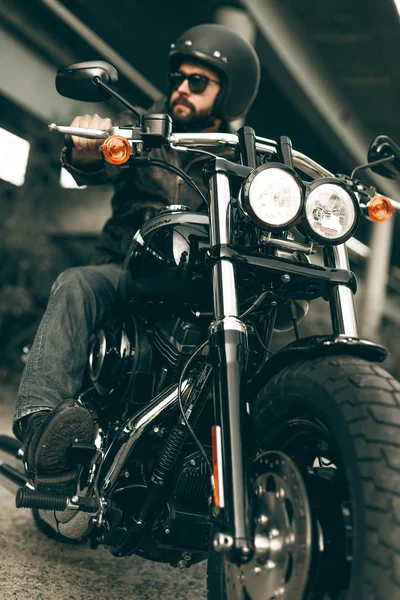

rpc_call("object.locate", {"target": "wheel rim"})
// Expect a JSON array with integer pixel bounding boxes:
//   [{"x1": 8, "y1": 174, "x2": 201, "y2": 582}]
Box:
[
  {"x1": 226, "y1": 451, "x2": 312, "y2": 600},
  {"x1": 226, "y1": 416, "x2": 352, "y2": 600}
]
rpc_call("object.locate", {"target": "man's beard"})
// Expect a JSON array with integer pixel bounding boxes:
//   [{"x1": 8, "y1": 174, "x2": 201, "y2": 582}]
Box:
[{"x1": 169, "y1": 95, "x2": 217, "y2": 132}]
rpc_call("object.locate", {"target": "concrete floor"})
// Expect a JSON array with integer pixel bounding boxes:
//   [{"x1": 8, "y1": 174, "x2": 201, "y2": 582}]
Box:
[{"x1": 0, "y1": 385, "x2": 207, "y2": 600}]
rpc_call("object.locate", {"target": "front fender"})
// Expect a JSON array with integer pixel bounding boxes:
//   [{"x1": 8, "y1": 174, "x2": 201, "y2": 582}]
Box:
[{"x1": 247, "y1": 334, "x2": 388, "y2": 399}]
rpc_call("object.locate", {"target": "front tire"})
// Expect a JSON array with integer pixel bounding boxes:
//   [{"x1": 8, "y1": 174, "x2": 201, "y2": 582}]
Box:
[{"x1": 207, "y1": 355, "x2": 400, "y2": 599}]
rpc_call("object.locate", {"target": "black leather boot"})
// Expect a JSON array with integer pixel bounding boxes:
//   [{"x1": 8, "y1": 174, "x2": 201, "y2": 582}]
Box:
[{"x1": 19, "y1": 399, "x2": 95, "y2": 495}]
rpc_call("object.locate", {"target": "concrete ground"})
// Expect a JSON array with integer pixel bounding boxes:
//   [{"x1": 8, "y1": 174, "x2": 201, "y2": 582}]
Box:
[{"x1": 0, "y1": 384, "x2": 207, "y2": 600}]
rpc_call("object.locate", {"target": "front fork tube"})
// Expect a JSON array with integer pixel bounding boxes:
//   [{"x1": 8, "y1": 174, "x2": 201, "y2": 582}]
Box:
[
  {"x1": 324, "y1": 245, "x2": 360, "y2": 338},
  {"x1": 208, "y1": 167, "x2": 253, "y2": 562},
  {"x1": 209, "y1": 318, "x2": 251, "y2": 561}
]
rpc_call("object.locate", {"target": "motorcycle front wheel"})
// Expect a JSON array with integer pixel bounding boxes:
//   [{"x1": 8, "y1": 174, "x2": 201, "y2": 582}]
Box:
[{"x1": 207, "y1": 355, "x2": 400, "y2": 599}]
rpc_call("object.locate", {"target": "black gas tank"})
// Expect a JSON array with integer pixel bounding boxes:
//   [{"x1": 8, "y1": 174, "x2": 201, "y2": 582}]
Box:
[{"x1": 119, "y1": 207, "x2": 211, "y2": 313}]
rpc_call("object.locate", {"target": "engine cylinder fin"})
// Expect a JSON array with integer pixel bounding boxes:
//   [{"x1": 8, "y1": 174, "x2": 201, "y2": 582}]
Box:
[
  {"x1": 153, "y1": 329, "x2": 180, "y2": 366},
  {"x1": 175, "y1": 463, "x2": 210, "y2": 498}
]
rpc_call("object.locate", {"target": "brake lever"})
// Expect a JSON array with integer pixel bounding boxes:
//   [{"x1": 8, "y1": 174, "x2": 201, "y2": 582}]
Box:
[{"x1": 48, "y1": 123, "x2": 109, "y2": 138}]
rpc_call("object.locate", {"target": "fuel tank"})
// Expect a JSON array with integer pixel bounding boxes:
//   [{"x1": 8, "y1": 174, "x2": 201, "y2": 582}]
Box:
[{"x1": 118, "y1": 207, "x2": 212, "y2": 314}]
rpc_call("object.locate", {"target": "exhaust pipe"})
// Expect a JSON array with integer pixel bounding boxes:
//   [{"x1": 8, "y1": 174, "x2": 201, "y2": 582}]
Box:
[{"x1": 0, "y1": 435, "x2": 27, "y2": 494}]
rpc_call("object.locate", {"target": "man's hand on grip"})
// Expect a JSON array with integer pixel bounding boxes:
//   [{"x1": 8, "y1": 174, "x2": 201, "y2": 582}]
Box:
[{"x1": 69, "y1": 114, "x2": 112, "y2": 166}]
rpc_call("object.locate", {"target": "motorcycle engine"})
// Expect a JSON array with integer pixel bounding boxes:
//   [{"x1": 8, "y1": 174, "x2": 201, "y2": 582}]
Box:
[
  {"x1": 89, "y1": 316, "x2": 129, "y2": 395},
  {"x1": 88, "y1": 315, "x2": 155, "y2": 406},
  {"x1": 153, "y1": 316, "x2": 205, "y2": 388},
  {"x1": 87, "y1": 314, "x2": 205, "y2": 410}
]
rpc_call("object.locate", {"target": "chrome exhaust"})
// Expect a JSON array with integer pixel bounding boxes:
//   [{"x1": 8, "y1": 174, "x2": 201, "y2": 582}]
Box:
[
  {"x1": 100, "y1": 377, "x2": 194, "y2": 495},
  {"x1": 0, "y1": 378, "x2": 194, "y2": 536},
  {"x1": 0, "y1": 435, "x2": 27, "y2": 494}
]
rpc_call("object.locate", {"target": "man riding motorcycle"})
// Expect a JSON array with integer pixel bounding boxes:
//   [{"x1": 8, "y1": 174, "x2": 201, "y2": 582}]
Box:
[{"x1": 12, "y1": 23, "x2": 261, "y2": 496}]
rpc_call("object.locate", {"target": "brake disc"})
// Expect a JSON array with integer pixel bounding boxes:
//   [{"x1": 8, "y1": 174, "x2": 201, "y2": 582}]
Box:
[{"x1": 226, "y1": 450, "x2": 312, "y2": 600}]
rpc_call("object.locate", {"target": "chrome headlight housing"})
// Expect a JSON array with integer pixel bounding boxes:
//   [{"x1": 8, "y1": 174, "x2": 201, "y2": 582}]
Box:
[
  {"x1": 241, "y1": 164, "x2": 304, "y2": 231},
  {"x1": 302, "y1": 179, "x2": 359, "y2": 245}
]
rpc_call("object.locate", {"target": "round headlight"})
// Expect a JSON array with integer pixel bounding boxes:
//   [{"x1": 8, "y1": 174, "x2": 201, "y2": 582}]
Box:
[
  {"x1": 303, "y1": 179, "x2": 359, "y2": 245},
  {"x1": 241, "y1": 164, "x2": 304, "y2": 231}
]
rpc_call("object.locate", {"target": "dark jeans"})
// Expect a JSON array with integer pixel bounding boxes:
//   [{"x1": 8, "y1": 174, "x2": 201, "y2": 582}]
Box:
[{"x1": 13, "y1": 263, "x2": 121, "y2": 439}]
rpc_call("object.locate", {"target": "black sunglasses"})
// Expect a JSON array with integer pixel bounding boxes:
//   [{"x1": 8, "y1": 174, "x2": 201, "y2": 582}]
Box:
[{"x1": 168, "y1": 71, "x2": 220, "y2": 94}]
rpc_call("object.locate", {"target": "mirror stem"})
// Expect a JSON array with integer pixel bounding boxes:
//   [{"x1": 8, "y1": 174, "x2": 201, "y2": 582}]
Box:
[
  {"x1": 93, "y1": 76, "x2": 144, "y2": 126},
  {"x1": 351, "y1": 154, "x2": 395, "y2": 179}
]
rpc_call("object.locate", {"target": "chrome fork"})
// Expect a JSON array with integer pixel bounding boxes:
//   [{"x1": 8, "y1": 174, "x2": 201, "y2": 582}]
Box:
[{"x1": 324, "y1": 244, "x2": 360, "y2": 338}]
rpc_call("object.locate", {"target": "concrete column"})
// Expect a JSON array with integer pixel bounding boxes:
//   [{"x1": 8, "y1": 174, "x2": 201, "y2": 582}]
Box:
[
  {"x1": 214, "y1": 4, "x2": 257, "y2": 44},
  {"x1": 214, "y1": 4, "x2": 257, "y2": 132},
  {"x1": 361, "y1": 218, "x2": 395, "y2": 339}
]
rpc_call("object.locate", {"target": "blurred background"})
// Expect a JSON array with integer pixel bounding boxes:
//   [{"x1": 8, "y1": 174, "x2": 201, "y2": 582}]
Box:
[{"x1": 0, "y1": 0, "x2": 400, "y2": 385}]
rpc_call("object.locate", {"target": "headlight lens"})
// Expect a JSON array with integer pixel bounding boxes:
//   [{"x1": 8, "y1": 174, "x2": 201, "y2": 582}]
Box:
[
  {"x1": 242, "y1": 164, "x2": 303, "y2": 230},
  {"x1": 304, "y1": 181, "x2": 359, "y2": 244}
]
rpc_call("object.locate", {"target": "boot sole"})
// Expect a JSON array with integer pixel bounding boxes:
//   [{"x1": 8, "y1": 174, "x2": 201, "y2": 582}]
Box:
[{"x1": 35, "y1": 403, "x2": 95, "y2": 474}]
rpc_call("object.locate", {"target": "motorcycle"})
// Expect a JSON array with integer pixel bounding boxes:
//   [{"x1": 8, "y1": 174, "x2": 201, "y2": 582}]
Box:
[{"x1": 1, "y1": 61, "x2": 400, "y2": 599}]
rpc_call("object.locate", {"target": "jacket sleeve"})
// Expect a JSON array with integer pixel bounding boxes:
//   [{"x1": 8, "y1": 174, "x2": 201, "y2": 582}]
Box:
[{"x1": 60, "y1": 146, "x2": 121, "y2": 186}]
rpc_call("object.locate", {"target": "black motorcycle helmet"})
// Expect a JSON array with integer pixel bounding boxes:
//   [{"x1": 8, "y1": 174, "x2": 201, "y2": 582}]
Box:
[{"x1": 168, "y1": 23, "x2": 260, "y2": 123}]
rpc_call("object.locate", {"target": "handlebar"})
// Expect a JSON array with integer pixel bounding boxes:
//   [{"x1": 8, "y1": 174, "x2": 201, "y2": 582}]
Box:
[
  {"x1": 49, "y1": 123, "x2": 333, "y2": 181},
  {"x1": 48, "y1": 122, "x2": 400, "y2": 211},
  {"x1": 49, "y1": 125, "x2": 109, "y2": 139}
]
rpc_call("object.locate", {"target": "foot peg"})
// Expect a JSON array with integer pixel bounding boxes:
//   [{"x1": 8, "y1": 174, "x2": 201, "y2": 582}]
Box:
[
  {"x1": 16, "y1": 487, "x2": 98, "y2": 513},
  {"x1": 16, "y1": 487, "x2": 68, "y2": 511},
  {"x1": 67, "y1": 443, "x2": 98, "y2": 466}
]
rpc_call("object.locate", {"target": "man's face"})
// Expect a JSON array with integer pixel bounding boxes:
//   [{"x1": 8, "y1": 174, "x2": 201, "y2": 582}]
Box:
[{"x1": 169, "y1": 61, "x2": 221, "y2": 126}]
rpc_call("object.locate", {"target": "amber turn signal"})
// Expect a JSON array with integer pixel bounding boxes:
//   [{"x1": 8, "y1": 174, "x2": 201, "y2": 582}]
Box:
[
  {"x1": 367, "y1": 195, "x2": 393, "y2": 222},
  {"x1": 212, "y1": 425, "x2": 225, "y2": 508},
  {"x1": 102, "y1": 135, "x2": 132, "y2": 165}
]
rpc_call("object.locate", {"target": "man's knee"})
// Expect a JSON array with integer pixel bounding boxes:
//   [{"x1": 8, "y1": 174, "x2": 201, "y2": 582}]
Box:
[
  {"x1": 49, "y1": 266, "x2": 118, "y2": 306},
  {"x1": 50, "y1": 267, "x2": 90, "y2": 297}
]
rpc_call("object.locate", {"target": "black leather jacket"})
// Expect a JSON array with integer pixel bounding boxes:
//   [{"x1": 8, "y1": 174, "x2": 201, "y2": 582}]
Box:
[{"x1": 63, "y1": 98, "x2": 234, "y2": 265}]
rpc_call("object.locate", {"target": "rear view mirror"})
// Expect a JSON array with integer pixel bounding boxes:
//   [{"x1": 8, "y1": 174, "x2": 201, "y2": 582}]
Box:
[
  {"x1": 56, "y1": 61, "x2": 118, "y2": 102},
  {"x1": 367, "y1": 135, "x2": 400, "y2": 180}
]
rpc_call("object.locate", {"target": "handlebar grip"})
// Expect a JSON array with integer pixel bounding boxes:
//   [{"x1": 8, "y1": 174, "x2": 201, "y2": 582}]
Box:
[{"x1": 64, "y1": 134, "x2": 75, "y2": 150}]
